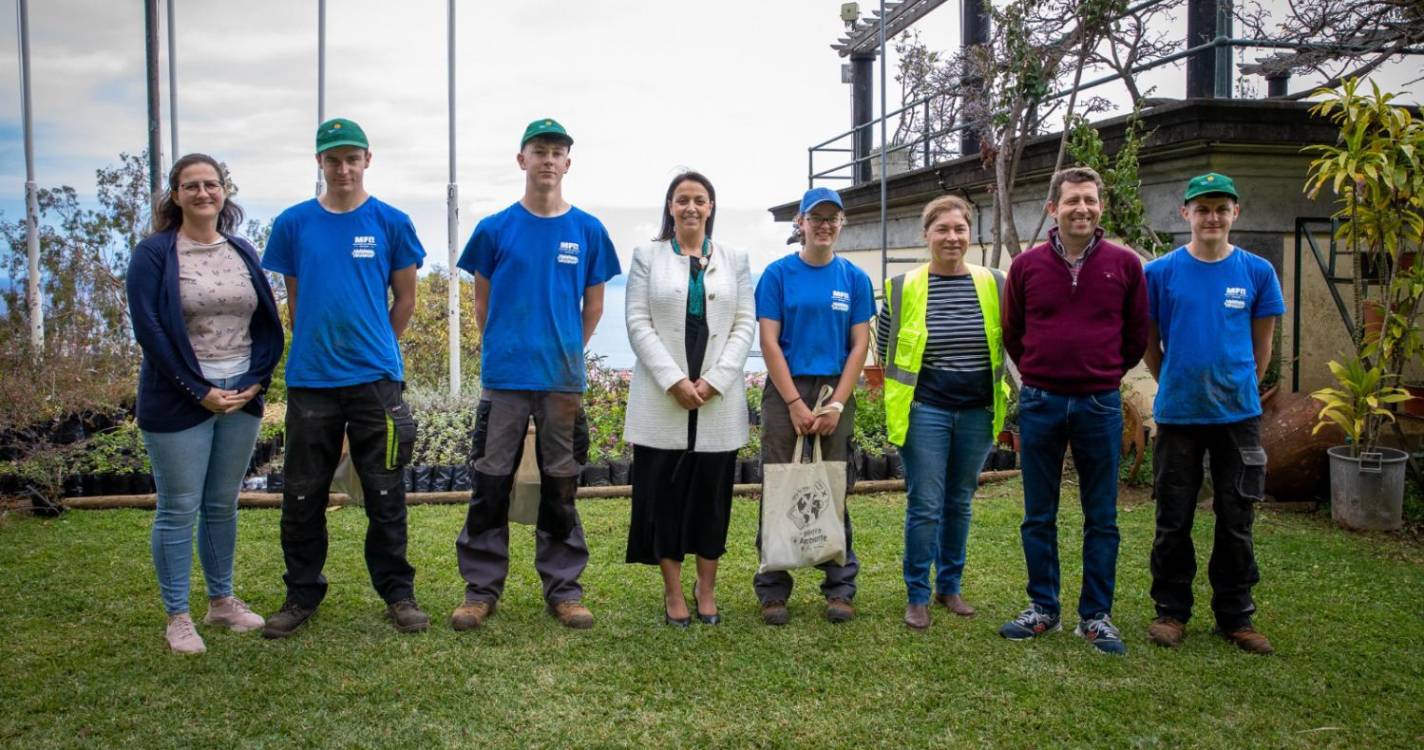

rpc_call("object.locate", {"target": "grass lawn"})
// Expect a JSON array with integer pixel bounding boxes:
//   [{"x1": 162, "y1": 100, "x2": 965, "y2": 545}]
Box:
[{"x1": 2, "y1": 481, "x2": 1422, "y2": 748}]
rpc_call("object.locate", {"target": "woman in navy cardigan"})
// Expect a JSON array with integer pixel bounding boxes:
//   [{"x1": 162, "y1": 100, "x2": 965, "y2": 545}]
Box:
[{"x1": 126, "y1": 153, "x2": 284, "y2": 654}]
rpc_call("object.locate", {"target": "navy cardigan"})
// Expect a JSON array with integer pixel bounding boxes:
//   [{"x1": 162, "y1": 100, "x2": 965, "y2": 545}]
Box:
[{"x1": 126, "y1": 229, "x2": 285, "y2": 433}]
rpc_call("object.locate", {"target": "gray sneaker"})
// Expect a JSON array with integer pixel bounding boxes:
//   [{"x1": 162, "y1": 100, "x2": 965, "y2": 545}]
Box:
[
  {"x1": 998, "y1": 604, "x2": 1062, "y2": 640},
  {"x1": 1075, "y1": 613, "x2": 1127, "y2": 655}
]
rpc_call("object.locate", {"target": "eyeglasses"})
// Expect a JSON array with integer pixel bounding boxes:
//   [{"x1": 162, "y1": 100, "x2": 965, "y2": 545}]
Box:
[
  {"x1": 178, "y1": 180, "x2": 224, "y2": 195},
  {"x1": 804, "y1": 215, "x2": 843, "y2": 227}
]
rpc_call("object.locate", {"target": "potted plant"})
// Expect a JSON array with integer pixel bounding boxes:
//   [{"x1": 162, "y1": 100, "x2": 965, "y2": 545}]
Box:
[{"x1": 1305, "y1": 79, "x2": 1424, "y2": 531}]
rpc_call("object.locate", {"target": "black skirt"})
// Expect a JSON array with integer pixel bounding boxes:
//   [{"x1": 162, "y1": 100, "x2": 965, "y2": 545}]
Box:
[{"x1": 625, "y1": 300, "x2": 737, "y2": 564}]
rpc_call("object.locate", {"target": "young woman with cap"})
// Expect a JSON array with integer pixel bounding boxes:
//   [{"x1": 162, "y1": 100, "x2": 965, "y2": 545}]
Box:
[{"x1": 752, "y1": 187, "x2": 874, "y2": 626}]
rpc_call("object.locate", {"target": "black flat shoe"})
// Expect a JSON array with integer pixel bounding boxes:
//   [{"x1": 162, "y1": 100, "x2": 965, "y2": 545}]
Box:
[{"x1": 694, "y1": 593, "x2": 721, "y2": 625}]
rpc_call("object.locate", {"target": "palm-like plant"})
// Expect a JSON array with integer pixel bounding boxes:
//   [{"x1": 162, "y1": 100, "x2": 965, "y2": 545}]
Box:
[{"x1": 1304, "y1": 79, "x2": 1424, "y2": 455}]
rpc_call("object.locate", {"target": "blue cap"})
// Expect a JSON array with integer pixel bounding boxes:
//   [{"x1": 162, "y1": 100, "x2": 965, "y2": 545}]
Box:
[{"x1": 799, "y1": 187, "x2": 844, "y2": 214}]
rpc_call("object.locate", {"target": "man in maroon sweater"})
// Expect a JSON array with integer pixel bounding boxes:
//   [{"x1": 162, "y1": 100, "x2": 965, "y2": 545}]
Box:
[{"x1": 997, "y1": 167, "x2": 1149, "y2": 655}]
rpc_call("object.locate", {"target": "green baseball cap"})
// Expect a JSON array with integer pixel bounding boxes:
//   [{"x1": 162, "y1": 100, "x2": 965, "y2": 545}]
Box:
[
  {"x1": 1184, "y1": 172, "x2": 1239, "y2": 203},
  {"x1": 315, "y1": 118, "x2": 369, "y2": 154},
  {"x1": 520, "y1": 117, "x2": 573, "y2": 148}
]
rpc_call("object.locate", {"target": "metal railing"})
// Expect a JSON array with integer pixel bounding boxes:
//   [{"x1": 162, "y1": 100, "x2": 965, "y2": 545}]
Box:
[{"x1": 809, "y1": 28, "x2": 1424, "y2": 188}]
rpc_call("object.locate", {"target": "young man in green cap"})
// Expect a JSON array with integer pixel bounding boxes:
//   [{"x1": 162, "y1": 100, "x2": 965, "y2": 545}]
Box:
[
  {"x1": 260, "y1": 117, "x2": 429, "y2": 637},
  {"x1": 450, "y1": 117, "x2": 620, "y2": 630},
  {"x1": 1142, "y1": 172, "x2": 1284, "y2": 654}
]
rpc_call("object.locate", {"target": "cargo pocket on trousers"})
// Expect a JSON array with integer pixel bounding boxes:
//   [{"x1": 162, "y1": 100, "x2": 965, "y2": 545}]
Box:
[
  {"x1": 383, "y1": 398, "x2": 418, "y2": 471},
  {"x1": 1236, "y1": 447, "x2": 1267, "y2": 502},
  {"x1": 573, "y1": 407, "x2": 590, "y2": 466}
]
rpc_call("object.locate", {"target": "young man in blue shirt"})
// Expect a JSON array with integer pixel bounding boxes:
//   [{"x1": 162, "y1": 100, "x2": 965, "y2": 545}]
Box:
[
  {"x1": 1143, "y1": 173, "x2": 1284, "y2": 655},
  {"x1": 450, "y1": 118, "x2": 621, "y2": 631},
  {"x1": 260, "y1": 118, "x2": 429, "y2": 637}
]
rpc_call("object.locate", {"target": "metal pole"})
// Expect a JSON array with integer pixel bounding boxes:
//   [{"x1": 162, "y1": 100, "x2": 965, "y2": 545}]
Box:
[
  {"x1": 446, "y1": 0, "x2": 461, "y2": 396},
  {"x1": 1213, "y1": 0, "x2": 1234, "y2": 99},
  {"x1": 315, "y1": 0, "x2": 326, "y2": 197},
  {"x1": 166, "y1": 0, "x2": 177, "y2": 160},
  {"x1": 960, "y1": 0, "x2": 990, "y2": 158},
  {"x1": 878, "y1": 0, "x2": 888, "y2": 289},
  {"x1": 17, "y1": 0, "x2": 42, "y2": 354},
  {"x1": 1185, "y1": 0, "x2": 1216, "y2": 98},
  {"x1": 144, "y1": 0, "x2": 163, "y2": 197},
  {"x1": 851, "y1": 53, "x2": 874, "y2": 186}
]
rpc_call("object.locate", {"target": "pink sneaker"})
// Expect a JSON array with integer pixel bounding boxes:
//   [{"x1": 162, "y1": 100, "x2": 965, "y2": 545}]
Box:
[
  {"x1": 165, "y1": 614, "x2": 206, "y2": 654},
  {"x1": 204, "y1": 596, "x2": 265, "y2": 633}
]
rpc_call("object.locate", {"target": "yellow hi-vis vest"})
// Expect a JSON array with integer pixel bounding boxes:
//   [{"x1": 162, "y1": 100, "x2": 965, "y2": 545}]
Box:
[{"x1": 883, "y1": 263, "x2": 1009, "y2": 447}]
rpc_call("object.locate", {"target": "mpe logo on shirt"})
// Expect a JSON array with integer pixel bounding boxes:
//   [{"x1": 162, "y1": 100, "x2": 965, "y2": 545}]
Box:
[
  {"x1": 352, "y1": 235, "x2": 377, "y2": 259},
  {"x1": 831, "y1": 289, "x2": 850, "y2": 312},
  {"x1": 557, "y1": 241, "x2": 580, "y2": 265},
  {"x1": 1224, "y1": 286, "x2": 1247, "y2": 310}
]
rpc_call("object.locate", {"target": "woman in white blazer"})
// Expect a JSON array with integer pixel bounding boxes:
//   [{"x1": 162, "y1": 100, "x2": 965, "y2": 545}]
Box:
[{"x1": 623, "y1": 171, "x2": 756, "y2": 626}]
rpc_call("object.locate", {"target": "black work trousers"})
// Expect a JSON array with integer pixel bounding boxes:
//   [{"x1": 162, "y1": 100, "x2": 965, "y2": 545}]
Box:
[
  {"x1": 1149, "y1": 417, "x2": 1266, "y2": 631},
  {"x1": 280, "y1": 380, "x2": 417, "y2": 609}
]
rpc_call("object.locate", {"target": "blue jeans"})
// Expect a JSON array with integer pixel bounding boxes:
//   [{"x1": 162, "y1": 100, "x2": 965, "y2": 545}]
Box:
[
  {"x1": 142, "y1": 375, "x2": 261, "y2": 615},
  {"x1": 1016, "y1": 385, "x2": 1122, "y2": 620},
  {"x1": 900, "y1": 401, "x2": 993, "y2": 604}
]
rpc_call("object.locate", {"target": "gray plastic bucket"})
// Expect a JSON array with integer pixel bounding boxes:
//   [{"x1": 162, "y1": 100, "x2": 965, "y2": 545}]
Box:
[{"x1": 1327, "y1": 446, "x2": 1405, "y2": 531}]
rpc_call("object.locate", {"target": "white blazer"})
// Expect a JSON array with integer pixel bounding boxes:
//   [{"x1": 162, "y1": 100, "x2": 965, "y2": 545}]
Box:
[{"x1": 622, "y1": 240, "x2": 756, "y2": 452}]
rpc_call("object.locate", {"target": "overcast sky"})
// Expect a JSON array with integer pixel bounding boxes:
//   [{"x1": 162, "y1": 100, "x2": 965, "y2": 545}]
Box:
[{"x1": 0, "y1": 0, "x2": 1416, "y2": 275}]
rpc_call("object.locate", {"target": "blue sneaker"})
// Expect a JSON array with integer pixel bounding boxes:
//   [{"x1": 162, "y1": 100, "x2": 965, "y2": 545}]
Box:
[
  {"x1": 998, "y1": 604, "x2": 1061, "y2": 640},
  {"x1": 1075, "y1": 614, "x2": 1127, "y2": 655}
]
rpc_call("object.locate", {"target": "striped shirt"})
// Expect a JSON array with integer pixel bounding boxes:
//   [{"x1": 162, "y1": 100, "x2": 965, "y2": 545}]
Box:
[{"x1": 877, "y1": 273, "x2": 992, "y2": 409}]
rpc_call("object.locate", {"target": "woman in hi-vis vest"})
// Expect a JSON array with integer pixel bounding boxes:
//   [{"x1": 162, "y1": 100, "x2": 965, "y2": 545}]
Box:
[{"x1": 877, "y1": 195, "x2": 1009, "y2": 631}]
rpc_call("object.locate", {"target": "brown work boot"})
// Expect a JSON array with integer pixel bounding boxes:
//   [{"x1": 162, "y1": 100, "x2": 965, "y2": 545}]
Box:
[
  {"x1": 386, "y1": 598, "x2": 430, "y2": 633},
  {"x1": 1147, "y1": 617, "x2": 1186, "y2": 648},
  {"x1": 450, "y1": 595, "x2": 495, "y2": 631},
  {"x1": 1219, "y1": 626, "x2": 1274, "y2": 655},
  {"x1": 904, "y1": 603, "x2": 930, "y2": 630},
  {"x1": 934, "y1": 593, "x2": 976, "y2": 617},
  {"x1": 760, "y1": 599, "x2": 789, "y2": 626},
  {"x1": 825, "y1": 597, "x2": 856, "y2": 623},
  {"x1": 549, "y1": 600, "x2": 594, "y2": 629}
]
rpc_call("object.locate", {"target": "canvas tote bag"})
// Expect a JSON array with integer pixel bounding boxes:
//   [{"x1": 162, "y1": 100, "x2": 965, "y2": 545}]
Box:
[{"x1": 757, "y1": 388, "x2": 848, "y2": 572}]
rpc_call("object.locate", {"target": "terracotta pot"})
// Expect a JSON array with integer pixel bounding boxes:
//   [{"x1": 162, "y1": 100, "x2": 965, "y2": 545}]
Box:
[
  {"x1": 1363, "y1": 300, "x2": 1386, "y2": 341},
  {"x1": 997, "y1": 429, "x2": 1020, "y2": 452},
  {"x1": 1403, "y1": 383, "x2": 1424, "y2": 418},
  {"x1": 863, "y1": 364, "x2": 885, "y2": 390},
  {"x1": 1259, "y1": 389, "x2": 1335, "y2": 501}
]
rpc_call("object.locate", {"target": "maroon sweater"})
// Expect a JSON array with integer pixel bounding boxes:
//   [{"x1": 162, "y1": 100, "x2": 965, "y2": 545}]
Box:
[{"x1": 1002, "y1": 236, "x2": 1149, "y2": 394}]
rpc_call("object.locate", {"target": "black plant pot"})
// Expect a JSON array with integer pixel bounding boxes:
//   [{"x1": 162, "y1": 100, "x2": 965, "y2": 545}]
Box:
[
  {"x1": 266, "y1": 472, "x2": 285, "y2": 492},
  {"x1": 97, "y1": 473, "x2": 124, "y2": 496},
  {"x1": 608, "y1": 458, "x2": 631, "y2": 486},
  {"x1": 748, "y1": 407, "x2": 761, "y2": 426},
  {"x1": 62, "y1": 474, "x2": 83, "y2": 498},
  {"x1": 56, "y1": 414, "x2": 86, "y2": 445},
  {"x1": 451, "y1": 464, "x2": 471, "y2": 492},
  {"x1": 412, "y1": 465, "x2": 434, "y2": 493},
  {"x1": 581, "y1": 463, "x2": 611, "y2": 487},
  {"x1": 866, "y1": 454, "x2": 888, "y2": 481},
  {"x1": 887, "y1": 450, "x2": 905, "y2": 479},
  {"x1": 403, "y1": 466, "x2": 415, "y2": 492},
  {"x1": 78, "y1": 473, "x2": 99, "y2": 497},
  {"x1": 847, "y1": 447, "x2": 862, "y2": 487},
  {"x1": 0, "y1": 473, "x2": 18, "y2": 496},
  {"x1": 431, "y1": 465, "x2": 456, "y2": 493},
  {"x1": 140, "y1": 473, "x2": 157, "y2": 494},
  {"x1": 741, "y1": 457, "x2": 763, "y2": 484}
]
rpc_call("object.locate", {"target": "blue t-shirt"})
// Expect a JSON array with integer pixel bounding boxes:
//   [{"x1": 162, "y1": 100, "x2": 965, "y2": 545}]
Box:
[
  {"x1": 755, "y1": 253, "x2": 875, "y2": 377},
  {"x1": 261, "y1": 197, "x2": 425, "y2": 388},
  {"x1": 457, "y1": 202, "x2": 621, "y2": 392},
  {"x1": 1146, "y1": 246, "x2": 1285, "y2": 424}
]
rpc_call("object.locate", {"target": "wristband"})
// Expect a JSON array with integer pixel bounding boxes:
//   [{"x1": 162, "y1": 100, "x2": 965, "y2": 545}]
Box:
[{"x1": 787, "y1": 396, "x2": 804, "y2": 406}]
